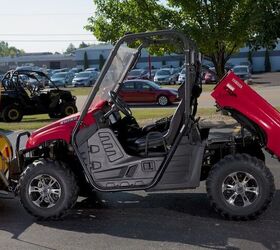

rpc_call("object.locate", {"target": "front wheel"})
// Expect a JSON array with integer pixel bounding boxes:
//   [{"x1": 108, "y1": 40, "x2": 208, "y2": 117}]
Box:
[
  {"x1": 206, "y1": 154, "x2": 275, "y2": 220},
  {"x1": 158, "y1": 95, "x2": 169, "y2": 106},
  {"x1": 19, "y1": 160, "x2": 79, "y2": 219}
]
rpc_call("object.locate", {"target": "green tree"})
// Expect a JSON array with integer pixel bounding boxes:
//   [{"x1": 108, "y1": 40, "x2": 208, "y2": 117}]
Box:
[
  {"x1": 84, "y1": 52, "x2": 89, "y2": 70},
  {"x1": 86, "y1": 0, "x2": 279, "y2": 79},
  {"x1": 0, "y1": 41, "x2": 25, "y2": 57},
  {"x1": 264, "y1": 49, "x2": 271, "y2": 72},
  {"x1": 65, "y1": 43, "x2": 76, "y2": 54},
  {"x1": 79, "y1": 42, "x2": 90, "y2": 49},
  {"x1": 99, "y1": 54, "x2": 105, "y2": 70},
  {"x1": 249, "y1": 0, "x2": 280, "y2": 50}
]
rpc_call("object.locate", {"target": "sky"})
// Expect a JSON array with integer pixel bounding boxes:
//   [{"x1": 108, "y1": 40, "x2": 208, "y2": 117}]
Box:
[{"x1": 0, "y1": 0, "x2": 96, "y2": 53}]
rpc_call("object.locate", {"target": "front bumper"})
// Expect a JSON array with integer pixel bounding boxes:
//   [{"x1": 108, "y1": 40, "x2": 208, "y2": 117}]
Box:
[
  {"x1": 154, "y1": 79, "x2": 170, "y2": 84},
  {"x1": 72, "y1": 81, "x2": 89, "y2": 87}
]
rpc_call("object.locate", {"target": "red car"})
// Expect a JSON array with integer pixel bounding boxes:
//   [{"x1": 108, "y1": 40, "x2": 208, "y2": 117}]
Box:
[{"x1": 118, "y1": 80, "x2": 179, "y2": 106}]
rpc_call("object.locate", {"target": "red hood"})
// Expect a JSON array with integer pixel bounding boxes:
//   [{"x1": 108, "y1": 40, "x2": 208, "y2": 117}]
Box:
[
  {"x1": 26, "y1": 100, "x2": 107, "y2": 149},
  {"x1": 31, "y1": 112, "x2": 80, "y2": 137}
]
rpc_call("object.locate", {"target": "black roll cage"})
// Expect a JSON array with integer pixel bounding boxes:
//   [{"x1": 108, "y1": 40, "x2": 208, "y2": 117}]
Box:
[
  {"x1": 69, "y1": 29, "x2": 201, "y2": 192},
  {"x1": 72, "y1": 29, "x2": 199, "y2": 138},
  {"x1": 1, "y1": 69, "x2": 60, "y2": 91}
]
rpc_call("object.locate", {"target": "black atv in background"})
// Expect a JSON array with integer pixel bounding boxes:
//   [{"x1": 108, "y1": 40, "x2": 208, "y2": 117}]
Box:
[{"x1": 0, "y1": 69, "x2": 78, "y2": 122}]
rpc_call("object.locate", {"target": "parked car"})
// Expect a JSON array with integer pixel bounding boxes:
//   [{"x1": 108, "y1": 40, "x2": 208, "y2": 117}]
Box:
[
  {"x1": 225, "y1": 62, "x2": 235, "y2": 71},
  {"x1": 178, "y1": 68, "x2": 186, "y2": 84},
  {"x1": 69, "y1": 68, "x2": 82, "y2": 76},
  {"x1": 52, "y1": 69, "x2": 64, "y2": 74},
  {"x1": 203, "y1": 68, "x2": 217, "y2": 84},
  {"x1": 154, "y1": 69, "x2": 178, "y2": 85},
  {"x1": 60, "y1": 68, "x2": 70, "y2": 72},
  {"x1": 233, "y1": 65, "x2": 252, "y2": 84},
  {"x1": 127, "y1": 69, "x2": 149, "y2": 80},
  {"x1": 72, "y1": 71, "x2": 99, "y2": 87},
  {"x1": 50, "y1": 72, "x2": 72, "y2": 87},
  {"x1": 118, "y1": 79, "x2": 179, "y2": 106},
  {"x1": 150, "y1": 69, "x2": 158, "y2": 79},
  {"x1": 27, "y1": 74, "x2": 48, "y2": 88},
  {"x1": 85, "y1": 67, "x2": 99, "y2": 72},
  {"x1": 239, "y1": 61, "x2": 253, "y2": 73},
  {"x1": 46, "y1": 69, "x2": 54, "y2": 77}
]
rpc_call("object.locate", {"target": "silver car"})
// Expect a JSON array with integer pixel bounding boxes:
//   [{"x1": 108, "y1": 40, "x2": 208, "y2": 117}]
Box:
[
  {"x1": 178, "y1": 69, "x2": 186, "y2": 84},
  {"x1": 233, "y1": 65, "x2": 252, "y2": 84},
  {"x1": 72, "y1": 71, "x2": 99, "y2": 87},
  {"x1": 154, "y1": 69, "x2": 178, "y2": 85},
  {"x1": 50, "y1": 72, "x2": 72, "y2": 87}
]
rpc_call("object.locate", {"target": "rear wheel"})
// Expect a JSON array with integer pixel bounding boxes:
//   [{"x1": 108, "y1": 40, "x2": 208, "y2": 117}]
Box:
[
  {"x1": 158, "y1": 95, "x2": 169, "y2": 106},
  {"x1": 19, "y1": 159, "x2": 78, "y2": 219},
  {"x1": 206, "y1": 154, "x2": 275, "y2": 220},
  {"x1": 60, "y1": 103, "x2": 78, "y2": 117},
  {"x1": 2, "y1": 105, "x2": 23, "y2": 122}
]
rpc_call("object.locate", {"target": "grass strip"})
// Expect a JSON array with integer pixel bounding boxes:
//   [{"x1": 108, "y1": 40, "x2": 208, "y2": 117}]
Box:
[{"x1": 0, "y1": 107, "x2": 218, "y2": 132}]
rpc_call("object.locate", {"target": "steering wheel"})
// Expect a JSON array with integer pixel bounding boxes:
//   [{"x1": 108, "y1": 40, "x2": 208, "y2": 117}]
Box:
[{"x1": 109, "y1": 91, "x2": 132, "y2": 117}]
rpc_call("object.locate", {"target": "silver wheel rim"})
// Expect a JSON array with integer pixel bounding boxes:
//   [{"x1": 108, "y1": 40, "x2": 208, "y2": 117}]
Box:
[
  {"x1": 159, "y1": 96, "x2": 168, "y2": 106},
  {"x1": 222, "y1": 171, "x2": 259, "y2": 207},
  {"x1": 28, "y1": 174, "x2": 62, "y2": 208}
]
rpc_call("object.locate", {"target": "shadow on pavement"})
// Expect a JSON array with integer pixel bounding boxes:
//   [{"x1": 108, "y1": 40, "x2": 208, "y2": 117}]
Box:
[
  {"x1": 0, "y1": 199, "x2": 34, "y2": 239},
  {"x1": 32, "y1": 190, "x2": 280, "y2": 249}
]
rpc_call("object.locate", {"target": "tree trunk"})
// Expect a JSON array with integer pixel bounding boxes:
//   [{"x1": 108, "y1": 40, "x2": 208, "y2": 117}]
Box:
[{"x1": 212, "y1": 52, "x2": 226, "y2": 81}]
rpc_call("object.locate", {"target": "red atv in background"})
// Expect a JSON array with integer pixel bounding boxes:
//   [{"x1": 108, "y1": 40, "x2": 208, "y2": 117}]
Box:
[{"x1": 1, "y1": 30, "x2": 276, "y2": 220}]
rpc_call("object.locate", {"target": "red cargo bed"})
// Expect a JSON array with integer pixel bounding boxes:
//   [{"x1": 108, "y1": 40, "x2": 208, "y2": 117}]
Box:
[{"x1": 211, "y1": 71, "x2": 280, "y2": 158}]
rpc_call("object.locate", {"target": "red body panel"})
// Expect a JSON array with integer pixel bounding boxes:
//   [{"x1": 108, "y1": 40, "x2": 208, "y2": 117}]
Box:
[
  {"x1": 26, "y1": 100, "x2": 107, "y2": 149},
  {"x1": 212, "y1": 72, "x2": 280, "y2": 157}
]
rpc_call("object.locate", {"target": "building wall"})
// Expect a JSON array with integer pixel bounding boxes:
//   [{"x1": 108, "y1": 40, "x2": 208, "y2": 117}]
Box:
[
  {"x1": 0, "y1": 54, "x2": 75, "y2": 73},
  {"x1": 228, "y1": 43, "x2": 280, "y2": 72},
  {"x1": 1, "y1": 42, "x2": 280, "y2": 73},
  {"x1": 75, "y1": 44, "x2": 113, "y2": 70},
  {"x1": 75, "y1": 44, "x2": 184, "y2": 70},
  {"x1": 76, "y1": 43, "x2": 280, "y2": 73}
]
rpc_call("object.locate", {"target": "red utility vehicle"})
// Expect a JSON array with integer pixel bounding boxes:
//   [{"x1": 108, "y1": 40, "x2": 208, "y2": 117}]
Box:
[{"x1": 0, "y1": 30, "x2": 276, "y2": 221}]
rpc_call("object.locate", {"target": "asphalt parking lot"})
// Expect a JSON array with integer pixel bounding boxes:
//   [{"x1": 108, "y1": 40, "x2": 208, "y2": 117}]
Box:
[
  {"x1": 74, "y1": 72, "x2": 280, "y2": 110},
  {"x1": 0, "y1": 132, "x2": 279, "y2": 249}
]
